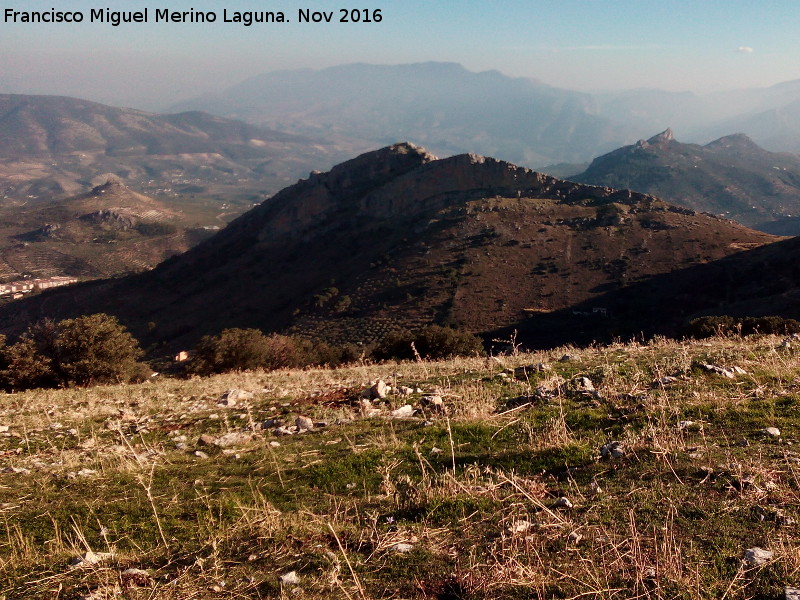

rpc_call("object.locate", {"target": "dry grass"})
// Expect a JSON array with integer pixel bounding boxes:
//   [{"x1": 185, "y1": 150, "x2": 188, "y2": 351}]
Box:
[{"x1": 1, "y1": 335, "x2": 800, "y2": 598}]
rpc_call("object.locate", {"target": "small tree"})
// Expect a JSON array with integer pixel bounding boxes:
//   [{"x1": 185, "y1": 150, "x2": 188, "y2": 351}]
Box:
[{"x1": 52, "y1": 314, "x2": 144, "y2": 386}]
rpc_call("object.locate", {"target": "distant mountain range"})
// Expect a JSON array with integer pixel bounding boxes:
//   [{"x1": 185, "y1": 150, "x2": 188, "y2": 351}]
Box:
[
  {"x1": 573, "y1": 129, "x2": 800, "y2": 234},
  {"x1": 0, "y1": 94, "x2": 337, "y2": 204},
  {"x1": 172, "y1": 62, "x2": 800, "y2": 165},
  {"x1": 0, "y1": 143, "x2": 784, "y2": 353},
  {"x1": 595, "y1": 79, "x2": 800, "y2": 153},
  {"x1": 170, "y1": 62, "x2": 636, "y2": 166}
]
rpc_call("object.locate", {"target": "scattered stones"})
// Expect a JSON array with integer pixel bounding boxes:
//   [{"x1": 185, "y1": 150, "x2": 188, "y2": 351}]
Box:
[
  {"x1": 698, "y1": 363, "x2": 735, "y2": 379},
  {"x1": 744, "y1": 547, "x2": 773, "y2": 566},
  {"x1": 654, "y1": 376, "x2": 678, "y2": 387},
  {"x1": 217, "y1": 389, "x2": 254, "y2": 407},
  {"x1": 0, "y1": 425, "x2": 10, "y2": 433},
  {"x1": 787, "y1": 587, "x2": 800, "y2": 600},
  {"x1": 600, "y1": 441, "x2": 626, "y2": 459},
  {"x1": 261, "y1": 418, "x2": 283, "y2": 429},
  {"x1": 197, "y1": 434, "x2": 217, "y2": 446},
  {"x1": 554, "y1": 497, "x2": 574, "y2": 509},
  {"x1": 194, "y1": 450, "x2": 209, "y2": 459},
  {"x1": 513, "y1": 363, "x2": 550, "y2": 379},
  {"x1": 215, "y1": 432, "x2": 255, "y2": 448},
  {"x1": 295, "y1": 416, "x2": 314, "y2": 431},
  {"x1": 678, "y1": 420, "x2": 695, "y2": 430},
  {"x1": 269, "y1": 441, "x2": 281, "y2": 448},
  {"x1": 568, "y1": 376, "x2": 595, "y2": 393},
  {"x1": 273, "y1": 426, "x2": 296, "y2": 436},
  {"x1": 279, "y1": 571, "x2": 300, "y2": 586},
  {"x1": 1, "y1": 466, "x2": 30, "y2": 475},
  {"x1": 559, "y1": 354, "x2": 579, "y2": 362},
  {"x1": 390, "y1": 542, "x2": 414, "y2": 553},
  {"x1": 764, "y1": 427, "x2": 782, "y2": 439},
  {"x1": 420, "y1": 395, "x2": 445, "y2": 413},
  {"x1": 364, "y1": 380, "x2": 389, "y2": 400},
  {"x1": 70, "y1": 551, "x2": 113, "y2": 568},
  {"x1": 396, "y1": 385, "x2": 414, "y2": 396},
  {"x1": 390, "y1": 405, "x2": 415, "y2": 418}
]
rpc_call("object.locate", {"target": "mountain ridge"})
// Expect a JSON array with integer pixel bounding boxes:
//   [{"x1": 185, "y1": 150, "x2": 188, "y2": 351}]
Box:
[
  {"x1": 573, "y1": 129, "x2": 800, "y2": 233},
  {"x1": 0, "y1": 142, "x2": 781, "y2": 354}
]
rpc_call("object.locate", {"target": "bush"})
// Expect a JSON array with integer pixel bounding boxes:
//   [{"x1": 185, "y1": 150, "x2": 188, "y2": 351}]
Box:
[
  {"x1": 374, "y1": 325, "x2": 484, "y2": 361},
  {"x1": 0, "y1": 336, "x2": 58, "y2": 390},
  {"x1": 685, "y1": 315, "x2": 800, "y2": 339},
  {"x1": 188, "y1": 328, "x2": 301, "y2": 375},
  {"x1": 0, "y1": 314, "x2": 144, "y2": 390},
  {"x1": 188, "y1": 328, "x2": 368, "y2": 375},
  {"x1": 54, "y1": 314, "x2": 144, "y2": 386}
]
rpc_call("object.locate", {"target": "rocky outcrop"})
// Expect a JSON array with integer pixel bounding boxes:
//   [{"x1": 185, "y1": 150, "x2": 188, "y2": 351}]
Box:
[{"x1": 223, "y1": 142, "x2": 664, "y2": 243}]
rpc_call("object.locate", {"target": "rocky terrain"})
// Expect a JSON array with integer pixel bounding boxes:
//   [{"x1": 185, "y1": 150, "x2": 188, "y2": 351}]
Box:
[
  {"x1": 0, "y1": 94, "x2": 337, "y2": 205},
  {"x1": 0, "y1": 142, "x2": 781, "y2": 354},
  {"x1": 574, "y1": 129, "x2": 800, "y2": 234},
  {"x1": 2, "y1": 334, "x2": 800, "y2": 598}
]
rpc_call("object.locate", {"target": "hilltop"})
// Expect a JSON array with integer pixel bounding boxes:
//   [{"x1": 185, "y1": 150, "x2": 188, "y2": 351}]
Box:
[
  {"x1": 0, "y1": 142, "x2": 780, "y2": 352},
  {"x1": 0, "y1": 178, "x2": 221, "y2": 280},
  {"x1": 2, "y1": 334, "x2": 800, "y2": 598},
  {"x1": 573, "y1": 129, "x2": 800, "y2": 234}
]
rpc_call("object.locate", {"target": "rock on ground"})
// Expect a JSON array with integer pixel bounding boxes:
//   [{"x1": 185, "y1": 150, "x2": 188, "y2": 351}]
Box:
[{"x1": 744, "y1": 547, "x2": 774, "y2": 566}]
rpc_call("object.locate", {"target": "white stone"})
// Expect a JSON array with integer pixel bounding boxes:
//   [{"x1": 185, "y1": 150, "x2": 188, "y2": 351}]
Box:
[
  {"x1": 71, "y1": 551, "x2": 113, "y2": 568},
  {"x1": 554, "y1": 497, "x2": 573, "y2": 509},
  {"x1": 295, "y1": 416, "x2": 314, "y2": 431},
  {"x1": 744, "y1": 547, "x2": 774, "y2": 566},
  {"x1": 279, "y1": 571, "x2": 300, "y2": 585},
  {"x1": 390, "y1": 405, "x2": 415, "y2": 418}
]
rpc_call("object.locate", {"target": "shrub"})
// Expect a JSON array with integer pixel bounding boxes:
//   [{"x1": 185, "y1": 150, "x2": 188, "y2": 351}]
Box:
[
  {"x1": 685, "y1": 315, "x2": 800, "y2": 339},
  {"x1": 188, "y1": 328, "x2": 367, "y2": 375},
  {"x1": 0, "y1": 336, "x2": 58, "y2": 390},
  {"x1": 188, "y1": 328, "x2": 303, "y2": 375},
  {"x1": 0, "y1": 313, "x2": 144, "y2": 389},
  {"x1": 53, "y1": 314, "x2": 145, "y2": 386},
  {"x1": 374, "y1": 325, "x2": 484, "y2": 361}
]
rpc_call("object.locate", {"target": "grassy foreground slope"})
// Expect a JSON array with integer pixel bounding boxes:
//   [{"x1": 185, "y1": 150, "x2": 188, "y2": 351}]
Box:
[{"x1": 2, "y1": 336, "x2": 800, "y2": 599}]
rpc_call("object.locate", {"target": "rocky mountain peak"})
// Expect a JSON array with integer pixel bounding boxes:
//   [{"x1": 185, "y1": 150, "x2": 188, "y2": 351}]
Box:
[{"x1": 647, "y1": 128, "x2": 674, "y2": 146}]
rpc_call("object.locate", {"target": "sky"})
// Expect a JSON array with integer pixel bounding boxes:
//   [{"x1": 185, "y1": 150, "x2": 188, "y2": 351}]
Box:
[{"x1": 2, "y1": 0, "x2": 799, "y2": 111}]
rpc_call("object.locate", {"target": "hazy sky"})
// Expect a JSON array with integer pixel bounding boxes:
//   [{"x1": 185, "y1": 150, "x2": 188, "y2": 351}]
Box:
[{"x1": 2, "y1": 0, "x2": 799, "y2": 110}]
